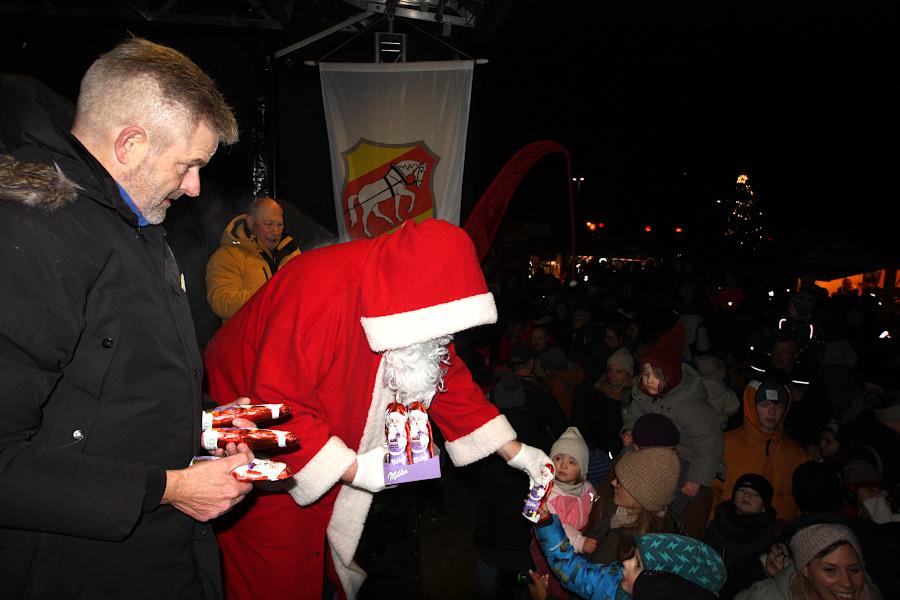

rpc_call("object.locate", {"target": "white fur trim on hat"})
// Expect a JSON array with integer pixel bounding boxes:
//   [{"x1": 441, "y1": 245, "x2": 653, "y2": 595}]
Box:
[
  {"x1": 444, "y1": 414, "x2": 517, "y2": 466},
  {"x1": 287, "y1": 436, "x2": 357, "y2": 506},
  {"x1": 361, "y1": 292, "x2": 497, "y2": 352}
]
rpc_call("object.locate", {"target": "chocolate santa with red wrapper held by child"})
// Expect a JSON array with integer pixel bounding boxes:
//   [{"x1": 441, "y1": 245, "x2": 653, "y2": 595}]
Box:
[
  {"x1": 204, "y1": 219, "x2": 553, "y2": 600},
  {"x1": 522, "y1": 462, "x2": 555, "y2": 522}
]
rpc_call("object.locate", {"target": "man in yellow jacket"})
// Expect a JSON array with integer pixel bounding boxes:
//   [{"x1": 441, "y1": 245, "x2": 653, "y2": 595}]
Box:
[{"x1": 206, "y1": 197, "x2": 300, "y2": 320}]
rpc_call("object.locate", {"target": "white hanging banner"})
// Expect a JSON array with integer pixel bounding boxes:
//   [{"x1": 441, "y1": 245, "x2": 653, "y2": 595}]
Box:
[{"x1": 320, "y1": 61, "x2": 474, "y2": 240}]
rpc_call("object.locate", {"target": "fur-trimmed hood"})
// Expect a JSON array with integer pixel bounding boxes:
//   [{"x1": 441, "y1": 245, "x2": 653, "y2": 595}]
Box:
[{"x1": 0, "y1": 154, "x2": 80, "y2": 211}]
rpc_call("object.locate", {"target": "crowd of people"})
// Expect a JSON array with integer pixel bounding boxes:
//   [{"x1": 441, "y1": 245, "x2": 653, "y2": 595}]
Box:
[
  {"x1": 0, "y1": 36, "x2": 897, "y2": 600},
  {"x1": 465, "y1": 260, "x2": 898, "y2": 599}
]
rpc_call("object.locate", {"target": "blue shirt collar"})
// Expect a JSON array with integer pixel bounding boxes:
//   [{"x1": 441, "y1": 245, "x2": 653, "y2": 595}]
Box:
[{"x1": 116, "y1": 182, "x2": 149, "y2": 227}]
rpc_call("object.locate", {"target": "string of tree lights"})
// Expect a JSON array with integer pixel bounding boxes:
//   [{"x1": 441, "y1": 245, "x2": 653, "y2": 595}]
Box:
[{"x1": 721, "y1": 173, "x2": 768, "y2": 252}]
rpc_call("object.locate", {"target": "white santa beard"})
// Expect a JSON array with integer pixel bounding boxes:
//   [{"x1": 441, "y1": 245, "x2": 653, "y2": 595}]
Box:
[{"x1": 383, "y1": 335, "x2": 451, "y2": 408}]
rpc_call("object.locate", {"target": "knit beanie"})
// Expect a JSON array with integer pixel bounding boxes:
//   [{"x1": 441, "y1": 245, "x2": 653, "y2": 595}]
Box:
[
  {"x1": 841, "y1": 459, "x2": 887, "y2": 492},
  {"x1": 550, "y1": 427, "x2": 589, "y2": 481},
  {"x1": 607, "y1": 347, "x2": 635, "y2": 375},
  {"x1": 632, "y1": 413, "x2": 680, "y2": 448},
  {"x1": 753, "y1": 379, "x2": 789, "y2": 406},
  {"x1": 635, "y1": 533, "x2": 726, "y2": 595},
  {"x1": 641, "y1": 323, "x2": 685, "y2": 391},
  {"x1": 614, "y1": 447, "x2": 681, "y2": 512},
  {"x1": 792, "y1": 462, "x2": 844, "y2": 513},
  {"x1": 359, "y1": 219, "x2": 497, "y2": 352},
  {"x1": 790, "y1": 523, "x2": 864, "y2": 569},
  {"x1": 732, "y1": 473, "x2": 775, "y2": 510}
]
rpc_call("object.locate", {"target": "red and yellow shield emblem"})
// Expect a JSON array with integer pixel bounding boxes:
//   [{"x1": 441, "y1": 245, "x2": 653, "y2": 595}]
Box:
[{"x1": 341, "y1": 139, "x2": 438, "y2": 239}]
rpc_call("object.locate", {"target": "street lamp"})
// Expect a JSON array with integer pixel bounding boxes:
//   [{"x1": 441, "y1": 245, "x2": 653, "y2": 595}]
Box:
[
  {"x1": 572, "y1": 176, "x2": 585, "y2": 199},
  {"x1": 570, "y1": 177, "x2": 585, "y2": 282}
]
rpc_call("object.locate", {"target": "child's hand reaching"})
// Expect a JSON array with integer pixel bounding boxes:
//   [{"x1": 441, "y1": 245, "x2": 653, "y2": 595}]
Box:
[
  {"x1": 581, "y1": 536, "x2": 598, "y2": 554},
  {"x1": 537, "y1": 505, "x2": 550, "y2": 520},
  {"x1": 527, "y1": 570, "x2": 550, "y2": 600}
]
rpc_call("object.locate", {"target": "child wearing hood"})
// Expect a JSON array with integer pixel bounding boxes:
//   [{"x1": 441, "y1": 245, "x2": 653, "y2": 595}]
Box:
[{"x1": 621, "y1": 322, "x2": 723, "y2": 537}]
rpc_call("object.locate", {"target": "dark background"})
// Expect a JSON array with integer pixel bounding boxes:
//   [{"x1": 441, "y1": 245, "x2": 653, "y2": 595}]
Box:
[{"x1": 1, "y1": 1, "x2": 897, "y2": 341}]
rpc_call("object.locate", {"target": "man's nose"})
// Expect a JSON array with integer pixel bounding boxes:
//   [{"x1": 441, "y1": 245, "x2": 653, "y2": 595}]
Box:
[{"x1": 181, "y1": 169, "x2": 201, "y2": 197}]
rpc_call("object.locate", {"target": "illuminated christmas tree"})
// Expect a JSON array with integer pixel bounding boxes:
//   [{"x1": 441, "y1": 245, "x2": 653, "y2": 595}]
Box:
[{"x1": 722, "y1": 173, "x2": 765, "y2": 251}]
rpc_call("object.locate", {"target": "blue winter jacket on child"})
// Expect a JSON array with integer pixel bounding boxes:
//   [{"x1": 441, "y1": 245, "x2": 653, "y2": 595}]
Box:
[
  {"x1": 535, "y1": 516, "x2": 726, "y2": 600},
  {"x1": 534, "y1": 515, "x2": 628, "y2": 600}
]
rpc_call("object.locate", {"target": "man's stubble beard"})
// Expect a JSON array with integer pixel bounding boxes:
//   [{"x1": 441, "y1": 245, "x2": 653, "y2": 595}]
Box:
[{"x1": 121, "y1": 154, "x2": 173, "y2": 225}]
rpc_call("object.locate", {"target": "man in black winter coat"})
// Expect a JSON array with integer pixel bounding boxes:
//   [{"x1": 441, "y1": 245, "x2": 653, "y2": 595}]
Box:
[{"x1": 0, "y1": 39, "x2": 254, "y2": 599}]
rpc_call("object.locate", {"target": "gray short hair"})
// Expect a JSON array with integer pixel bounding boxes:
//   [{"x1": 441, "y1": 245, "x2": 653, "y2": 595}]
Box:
[
  {"x1": 248, "y1": 197, "x2": 281, "y2": 219},
  {"x1": 73, "y1": 38, "x2": 238, "y2": 148}
]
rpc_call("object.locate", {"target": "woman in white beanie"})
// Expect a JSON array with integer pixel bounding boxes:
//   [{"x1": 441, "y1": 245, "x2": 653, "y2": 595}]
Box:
[{"x1": 735, "y1": 523, "x2": 883, "y2": 599}]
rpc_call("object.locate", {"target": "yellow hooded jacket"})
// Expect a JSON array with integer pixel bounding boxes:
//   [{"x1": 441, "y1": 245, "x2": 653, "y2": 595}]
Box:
[{"x1": 205, "y1": 213, "x2": 300, "y2": 320}]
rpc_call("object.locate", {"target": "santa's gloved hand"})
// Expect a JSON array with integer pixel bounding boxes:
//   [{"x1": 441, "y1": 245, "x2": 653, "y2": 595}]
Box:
[
  {"x1": 506, "y1": 443, "x2": 553, "y2": 487},
  {"x1": 350, "y1": 447, "x2": 387, "y2": 493}
]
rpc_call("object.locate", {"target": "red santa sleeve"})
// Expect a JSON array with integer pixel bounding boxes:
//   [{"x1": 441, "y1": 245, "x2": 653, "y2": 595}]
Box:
[
  {"x1": 245, "y1": 299, "x2": 357, "y2": 506},
  {"x1": 429, "y1": 343, "x2": 517, "y2": 466}
]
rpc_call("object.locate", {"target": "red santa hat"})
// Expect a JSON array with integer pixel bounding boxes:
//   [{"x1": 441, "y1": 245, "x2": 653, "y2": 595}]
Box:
[
  {"x1": 360, "y1": 219, "x2": 497, "y2": 352},
  {"x1": 641, "y1": 322, "x2": 685, "y2": 391}
]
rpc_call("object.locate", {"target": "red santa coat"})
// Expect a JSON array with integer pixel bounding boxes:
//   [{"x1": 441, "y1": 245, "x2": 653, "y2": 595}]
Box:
[{"x1": 204, "y1": 220, "x2": 516, "y2": 599}]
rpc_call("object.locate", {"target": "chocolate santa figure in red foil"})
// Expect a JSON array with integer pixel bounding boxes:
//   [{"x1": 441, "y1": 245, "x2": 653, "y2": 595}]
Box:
[
  {"x1": 522, "y1": 463, "x2": 555, "y2": 523},
  {"x1": 385, "y1": 402, "x2": 411, "y2": 465},
  {"x1": 407, "y1": 401, "x2": 434, "y2": 464}
]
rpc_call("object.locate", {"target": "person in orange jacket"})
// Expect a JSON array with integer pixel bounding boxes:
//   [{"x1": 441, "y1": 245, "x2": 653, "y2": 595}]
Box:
[{"x1": 712, "y1": 372, "x2": 809, "y2": 522}]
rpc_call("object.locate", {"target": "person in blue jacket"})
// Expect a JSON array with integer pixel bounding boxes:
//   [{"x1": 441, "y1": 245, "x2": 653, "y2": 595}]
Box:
[{"x1": 531, "y1": 511, "x2": 726, "y2": 599}]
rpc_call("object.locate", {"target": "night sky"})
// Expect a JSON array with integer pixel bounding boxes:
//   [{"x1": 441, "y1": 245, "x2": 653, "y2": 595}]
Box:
[
  {"x1": 1, "y1": 3, "x2": 897, "y2": 261},
  {"x1": 468, "y1": 3, "x2": 898, "y2": 257}
]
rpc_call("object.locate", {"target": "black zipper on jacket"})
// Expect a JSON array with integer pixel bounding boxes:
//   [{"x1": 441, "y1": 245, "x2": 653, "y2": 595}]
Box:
[{"x1": 259, "y1": 250, "x2": 277, "y2": 277}]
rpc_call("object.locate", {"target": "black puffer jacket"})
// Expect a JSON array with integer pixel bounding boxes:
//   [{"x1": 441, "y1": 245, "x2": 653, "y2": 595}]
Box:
[{"x1": 0, "y1": 118, "x2": 215, "y2": 599}]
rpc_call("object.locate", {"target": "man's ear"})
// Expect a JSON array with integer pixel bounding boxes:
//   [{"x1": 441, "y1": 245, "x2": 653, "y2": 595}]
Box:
[
  {"x1": 801, "y1": 564, "x2": 809, "y2": 578},
  {"x1": 114, "y1": 126, "x2": 149, "y2": 166}
]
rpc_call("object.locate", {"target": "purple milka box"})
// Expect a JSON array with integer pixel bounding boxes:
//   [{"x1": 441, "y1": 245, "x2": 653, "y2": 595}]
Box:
[{"x1": 383, "y1": 448, "x2": 441, "y2": 484}]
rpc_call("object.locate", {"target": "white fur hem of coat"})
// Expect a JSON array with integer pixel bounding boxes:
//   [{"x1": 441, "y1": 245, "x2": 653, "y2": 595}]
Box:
[
  {"x1": 326, "y1": 359, "x2": 393, "y2": 599},
  {"x1": 330, "y1": 542, "x2": 367, "y2": 599},
  {"x1": 444, "y1": 414, "x2": 517, "y2": 466},
  {"x1": 287, "y1": 436, "x2": 357, "y2": 506}
]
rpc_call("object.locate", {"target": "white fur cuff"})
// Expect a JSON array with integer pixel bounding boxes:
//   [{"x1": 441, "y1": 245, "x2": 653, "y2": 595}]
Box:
[
  {"x1": 444, "y1": 414, "x2": 517, "y2": 466},
  {"x1": 288, "y1": 436, "x2": 357, "y2": 506}
]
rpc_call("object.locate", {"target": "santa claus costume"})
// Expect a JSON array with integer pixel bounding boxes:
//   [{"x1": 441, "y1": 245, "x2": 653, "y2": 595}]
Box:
[{"x1": 204, "y1": 219, "x2": 519, "y2": 599}]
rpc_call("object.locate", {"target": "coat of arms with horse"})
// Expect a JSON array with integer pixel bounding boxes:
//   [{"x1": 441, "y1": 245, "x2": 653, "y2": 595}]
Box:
[{"x1": 341, "y1": 139, "x2": 439, "y2": 239}]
